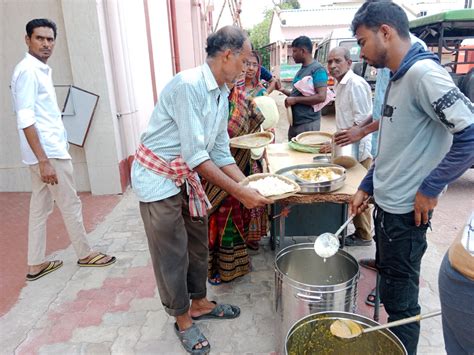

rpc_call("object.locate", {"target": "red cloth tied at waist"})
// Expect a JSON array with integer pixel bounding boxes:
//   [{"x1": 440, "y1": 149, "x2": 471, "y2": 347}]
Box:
[{"x1": 134, "y1": 143, "x2": 211, "y2": 217}]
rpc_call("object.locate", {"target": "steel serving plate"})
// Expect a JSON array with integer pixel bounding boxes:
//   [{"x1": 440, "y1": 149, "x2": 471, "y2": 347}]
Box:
[{"x1": 275, "y1": 163, "x2": 346, "y2": 193}]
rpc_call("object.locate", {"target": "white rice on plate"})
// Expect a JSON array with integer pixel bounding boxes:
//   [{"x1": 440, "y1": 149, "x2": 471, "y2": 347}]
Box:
[{"x1": 248, "y1": 176, "x2": 296, "y2": 197}]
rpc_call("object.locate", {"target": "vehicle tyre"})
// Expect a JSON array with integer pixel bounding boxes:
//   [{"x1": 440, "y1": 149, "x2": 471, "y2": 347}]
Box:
[{"x1": 459, "y1": 68, "x2": 474, "y2": 102}]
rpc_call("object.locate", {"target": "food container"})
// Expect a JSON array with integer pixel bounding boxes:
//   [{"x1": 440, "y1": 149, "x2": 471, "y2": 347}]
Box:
[
  {"x1": 275, "y1": 163, "x2": 346, "y2": 193},
  {"x1": 285, "y1": 311, "x2": 407, "y2": 355},
  {"x1": 275, "y1": 244, "x2": 359, "y2": 353},
  {"x1": 331, "y1": 136, "x2": 359, "y2": 168}
]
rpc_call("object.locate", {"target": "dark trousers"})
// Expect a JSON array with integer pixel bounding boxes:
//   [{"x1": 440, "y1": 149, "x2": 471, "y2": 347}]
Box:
[
  {"x1": 438, "y1": 253, "x2": 474, "y2": 355},
  {"x1": 288, "y1": 119, "x2": 321, "y2": 140},
  {"x1": 374, "y1": 206, "x2": 429, "y2": 355},
  {"x1": 139, "y1": 190, "x2": 208, "y2": 316}
]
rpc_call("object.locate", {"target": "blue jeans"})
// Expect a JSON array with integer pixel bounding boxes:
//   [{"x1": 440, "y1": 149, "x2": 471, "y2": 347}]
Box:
[
  {"x1": 374, "y1": 206, "x2": 429, "y2": 355},
  {"x1": 438, "y1": 253, "x2": 474, "y2": 354}
]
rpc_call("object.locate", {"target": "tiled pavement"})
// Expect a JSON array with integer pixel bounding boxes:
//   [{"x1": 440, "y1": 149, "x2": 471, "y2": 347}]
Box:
[
  {"x1": 1, "y1": 95, "x2": 472, "y2": 354},
  {"x1": 1, "y1": 167, "x2": 473, "y2": 354}
]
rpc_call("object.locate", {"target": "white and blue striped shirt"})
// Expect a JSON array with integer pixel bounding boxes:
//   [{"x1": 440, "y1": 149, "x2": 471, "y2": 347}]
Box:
[{"x1": 131, "y1": 63, "x2": 235, "y2": 202}]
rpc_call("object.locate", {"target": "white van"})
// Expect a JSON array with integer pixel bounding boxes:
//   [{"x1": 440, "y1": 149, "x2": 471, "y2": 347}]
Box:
[{"x1": 315, "y1": 28, "x2": 377, "y2": 114}]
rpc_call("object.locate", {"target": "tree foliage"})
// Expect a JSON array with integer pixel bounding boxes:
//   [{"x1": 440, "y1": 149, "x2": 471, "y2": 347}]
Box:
[{"x1": 248, "y1": 0, "x2": 300, "y2": 68}]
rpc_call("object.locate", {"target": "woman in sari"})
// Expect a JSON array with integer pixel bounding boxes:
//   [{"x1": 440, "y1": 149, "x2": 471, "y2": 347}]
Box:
[
  {"x1": 204, "y1": 78, "x2": 266, "y2": 284},
  {"x1": 242, "y1": 51, "x2": 269, "y2": 250},
  {"x1": 243, "y1": 50, "x2": 267, "y2": 98}
]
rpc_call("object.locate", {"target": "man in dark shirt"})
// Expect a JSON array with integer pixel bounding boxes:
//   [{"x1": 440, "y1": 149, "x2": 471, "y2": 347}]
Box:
[{"x1": 279, "y1": 36, "x2": 328, "y2": 139}]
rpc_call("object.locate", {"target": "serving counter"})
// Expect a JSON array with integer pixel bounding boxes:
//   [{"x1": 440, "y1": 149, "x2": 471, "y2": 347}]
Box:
[{"x1": 266, "y1": 143, "x2": 368, "y2": 249}]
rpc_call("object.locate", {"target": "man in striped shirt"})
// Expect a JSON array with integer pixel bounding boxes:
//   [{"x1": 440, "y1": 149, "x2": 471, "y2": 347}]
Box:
[{"x1": 131, "y1": 26, "x2": 271, "y2": 354}]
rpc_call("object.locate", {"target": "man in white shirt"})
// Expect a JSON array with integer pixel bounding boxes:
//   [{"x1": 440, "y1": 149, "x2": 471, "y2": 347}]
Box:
[
  {"x1": 323, "y1": 46, "x2": 373, "y2": 246},
  {"x1": 11, "y1": 18, "x2": 115, "y2": 282}
]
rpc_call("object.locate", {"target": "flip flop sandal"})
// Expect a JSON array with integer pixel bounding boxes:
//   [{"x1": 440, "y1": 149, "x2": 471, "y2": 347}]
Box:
[
  {"x1": 207, "y1": 273, "x2": 222, "y2": 286},
  {"x1": 191, "y1": 301, "x2": 240, "y2": 321},
  {"x1": 26, "y1": 260, "x2": 63, "y2": 281},
  {"x1": 77, "y1": 253, "x2": 116, "y2": 267},
  {"x1": 174, "y1": 323, "x2": 210, "y2": 354},
  {"x1": 359, "y1": 258, "x2": 377, "y2": 271},
  {"x1": 365, "y1": 288, "x2": 384, "y2": 307}
]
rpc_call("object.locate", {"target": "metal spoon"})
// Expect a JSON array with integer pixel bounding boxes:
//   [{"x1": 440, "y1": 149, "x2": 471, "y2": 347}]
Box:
[
  {"x1": 330, "y1": 310, "x2": 442, "y2": 340},
  {"x1": 313, "y1": 214, "x2": 355, "y2": 258},
  {"x1": 314, "y1": 197, "x2": 372, "y2": 258}
]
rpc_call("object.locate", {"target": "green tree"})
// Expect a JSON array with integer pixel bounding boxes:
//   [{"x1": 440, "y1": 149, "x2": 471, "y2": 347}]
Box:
[{"x1": 248, "y1": 0, "x2": 300, "y2": 68}]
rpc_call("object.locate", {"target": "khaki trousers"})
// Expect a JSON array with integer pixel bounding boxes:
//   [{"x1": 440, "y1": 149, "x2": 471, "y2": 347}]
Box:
[
  {"x1": 353, "y1": 157, "x2": 373, "y2": 241},
  {"x1": 139, "y1": 189, "x2": 208, "y2": 316},
  {"x1": 28, "y1": 159, "x2": 91, "y2": 265}
]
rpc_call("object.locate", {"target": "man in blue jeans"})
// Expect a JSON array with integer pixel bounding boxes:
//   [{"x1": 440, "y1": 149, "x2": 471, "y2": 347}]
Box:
[{"x1": 350, "y1": 2, "x2": 474, "y2": 354}]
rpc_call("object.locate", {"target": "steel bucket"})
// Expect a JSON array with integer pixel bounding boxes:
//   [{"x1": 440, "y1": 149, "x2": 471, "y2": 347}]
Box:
[
  {"x1": 274, "y1": 243, "x2": 359, "y2": 353},
  {"x1": 331, "y1": 135, "x2": 359, "y2": 168},
  {"x1": 285, "y1": 311, "x2": 407, "y2": 355}
]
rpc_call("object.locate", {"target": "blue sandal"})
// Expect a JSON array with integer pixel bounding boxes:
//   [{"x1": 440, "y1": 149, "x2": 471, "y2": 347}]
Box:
[
  {"x1": 207, "y1": 273, "x2": 221, "y2": 286},
  {"x1": 191, "y1": 301, "x2": 240, "y2": 321},
  {"x1": 174, "y1": 323, "x2": 210, "y2": 354}
]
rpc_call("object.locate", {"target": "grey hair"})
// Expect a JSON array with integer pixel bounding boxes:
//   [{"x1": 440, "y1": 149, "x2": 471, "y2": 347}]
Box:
[
  {"x1": 206, "y1": 26, "x2": 248, "y2": 57},
  {"x1": 330, "y1": 46, "x2": 352, "y2": 61}
]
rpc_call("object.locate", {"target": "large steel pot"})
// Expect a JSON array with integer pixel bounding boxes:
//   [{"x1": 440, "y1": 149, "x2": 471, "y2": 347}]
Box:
[
  {"x1": 275, "y1": 243, "x2": 359, "y2": 352},
  {"x1": 331, "y1": 135, "x2": 359, "y2": 168},
  {"x1": 286, "y1": 311, "x2": 407, "y2": 355}
]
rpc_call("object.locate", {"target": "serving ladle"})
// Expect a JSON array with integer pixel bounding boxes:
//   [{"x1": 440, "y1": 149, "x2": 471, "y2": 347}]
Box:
[
  {"x1": 313, "y1": 214, "x2": 355, "y2": 258},
  {"x1": 330, "y1": 310, "x2": 442, "y2": 340},
  {"x1": 314, "y1": 197, "x2": 372, "y2": 258}
]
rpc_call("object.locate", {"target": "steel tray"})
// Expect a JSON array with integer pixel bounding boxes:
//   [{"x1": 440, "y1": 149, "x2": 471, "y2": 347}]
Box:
[{"x1": 275, "y1": 163, "x2": 346, "y2": 194}]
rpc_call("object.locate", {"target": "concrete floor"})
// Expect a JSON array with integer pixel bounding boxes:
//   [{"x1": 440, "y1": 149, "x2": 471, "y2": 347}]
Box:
[{"x1": 0, "y1": 92, "x2": 472, "y2": 354}]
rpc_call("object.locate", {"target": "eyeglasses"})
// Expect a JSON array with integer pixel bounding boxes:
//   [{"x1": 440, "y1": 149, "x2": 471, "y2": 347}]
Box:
[{"x1": 245, "y1": 62, "x2": 259, "y2": 68}]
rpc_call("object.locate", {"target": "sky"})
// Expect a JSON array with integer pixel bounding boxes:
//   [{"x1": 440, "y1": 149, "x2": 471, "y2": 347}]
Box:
[
  {"x1": 212, "y1": 0, "x2": 318, "y2": 30},
  {"x1": 211, "y1": 0, "x2": 470, "y2": 30}
]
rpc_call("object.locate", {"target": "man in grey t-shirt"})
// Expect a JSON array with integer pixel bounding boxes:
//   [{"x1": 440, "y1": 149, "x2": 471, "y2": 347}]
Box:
[
  {"x1": 350, "y1": 3, "x2": 474, "y2": 354},
  {"x1": 279, "y1": 36, "x2": 328, "y2": 139}
]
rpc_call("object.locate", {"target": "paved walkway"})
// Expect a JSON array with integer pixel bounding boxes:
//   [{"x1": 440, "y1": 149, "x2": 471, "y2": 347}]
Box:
[
  {"x1": 1, "y1": 97, "x2": 472, "y2": 353},
  {"x1": 1, "y1": 167, "x2": 472, "y2": 354}
]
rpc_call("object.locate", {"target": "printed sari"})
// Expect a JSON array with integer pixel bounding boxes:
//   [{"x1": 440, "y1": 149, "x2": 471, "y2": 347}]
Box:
[{"x1": 204, "y1": 85, "x2": 265, "y2": 283}]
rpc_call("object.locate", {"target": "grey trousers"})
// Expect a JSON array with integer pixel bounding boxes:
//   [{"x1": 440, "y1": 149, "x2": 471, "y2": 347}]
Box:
[
  {"x1": 288, "y1": 119, "x2": 321, "y2": 140},
  {"x1": 139, "y1": 190, "x2": 208, "y2": 316}
]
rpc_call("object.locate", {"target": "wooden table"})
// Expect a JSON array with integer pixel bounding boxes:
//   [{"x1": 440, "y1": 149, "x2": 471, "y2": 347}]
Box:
[{"x1": 266, "y1": 143, "x2": 367, "y2": 249}]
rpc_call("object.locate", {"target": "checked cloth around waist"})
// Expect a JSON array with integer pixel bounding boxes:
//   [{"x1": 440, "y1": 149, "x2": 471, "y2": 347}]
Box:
[{"x1": 135, "y1": 143, "x2": 211, "y2": 217}]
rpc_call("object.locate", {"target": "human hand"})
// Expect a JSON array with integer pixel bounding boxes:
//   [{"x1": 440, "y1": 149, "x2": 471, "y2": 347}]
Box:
[
  {"x1": 350, "y1": 190, "x2": 370, "y2": 216},
  {"x1": 238, "y1": 187, "x2": 273, "y2": 209},
  {"x1": 39, "y1": 160, "x2": 58, "y2": 185},
  {"x1": 414, "y1": 191, "x2": 437, "y2": 226},
  {"x1": 334, "y1": 127, "x2": 365, "y2": 146},
  {"x1": 284, "y1": 97, "x2": 296, "y2": 108},
  {"x1": 275, "y1": 78, "x2": 282, "y2": 91},
  {"x1": 318, "y1": 143, "x2": 332, "y2": 154}
]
